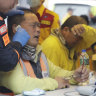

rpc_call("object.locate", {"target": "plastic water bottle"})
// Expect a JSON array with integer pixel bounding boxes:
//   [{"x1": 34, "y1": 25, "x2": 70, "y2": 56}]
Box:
[
  {"x1": 80, "y1": 49, "x2": 89, "y2": 69},
  {"x1": 79, "y1": 49, "x2": 89, "y2": 86}
]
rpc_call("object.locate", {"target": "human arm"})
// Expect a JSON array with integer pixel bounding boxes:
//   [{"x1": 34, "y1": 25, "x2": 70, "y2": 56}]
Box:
[
  {"x1": 0, "y1": 27, "x2": 30, "y2": 71},
  {"x1": 71, "y1": 24, "x2": 96, "y2": 50},
  {"x1": 0, "y1": 20, "x2": 24, "y2": 71},
  {"x1": 0, "y1": 41, "x2": 21, "y2": 71},
  {"x1": 0, "y1": 64, "x2": 58, "y2": 94},
  {"x1": 48, "y1": 59, "x2": 89, "y2": 84},
  {"x1": 55, "y1": 77, "x2": 70, "y2": 89},
  {"x1": 47, "y1": 59, "x2": 77, "y2": 84}
]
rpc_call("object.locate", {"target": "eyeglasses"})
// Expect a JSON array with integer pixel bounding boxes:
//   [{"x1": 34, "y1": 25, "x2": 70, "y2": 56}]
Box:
[{"x1": 30, "y1": 22, "x2": 40, "y2": 29}]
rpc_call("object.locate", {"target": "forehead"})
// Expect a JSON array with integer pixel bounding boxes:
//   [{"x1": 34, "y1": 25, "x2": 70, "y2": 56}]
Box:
[{"x1": 24, "y1": 13, "x2": 39, "y2": 22}]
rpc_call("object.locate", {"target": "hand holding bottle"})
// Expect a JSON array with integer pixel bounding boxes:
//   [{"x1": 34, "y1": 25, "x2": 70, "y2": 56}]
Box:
[{"x1": 73, "y1": 66, "x2": 89, "y2": 83}]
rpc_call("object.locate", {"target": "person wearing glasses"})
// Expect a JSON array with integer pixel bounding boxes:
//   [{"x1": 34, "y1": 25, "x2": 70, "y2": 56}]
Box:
[{"x1": 0, "y1": 9, "x2": 89, "y2": 94}]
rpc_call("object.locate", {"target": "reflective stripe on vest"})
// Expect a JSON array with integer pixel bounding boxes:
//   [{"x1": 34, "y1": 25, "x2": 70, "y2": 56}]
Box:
[
  {"x1": 20, "y1": 52, "x2": 49, "y2": 78},
  {"x1": 40, "y1": 52, "x2": 49, "y2": 77},
  {"x1": 20, "y1": 59, "x2": 36, "y2": 78},
  {"x1": 14, "y1": 49, "x2": 20, "y2": 60}
]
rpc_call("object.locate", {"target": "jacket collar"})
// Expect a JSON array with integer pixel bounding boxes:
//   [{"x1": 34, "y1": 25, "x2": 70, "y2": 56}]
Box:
[
  {"x1": 37, "y1": 5, "x2": 45, "y2": 17},
  {"x1": 51, "y1": 28, "x2": 66, "y2": 46}
]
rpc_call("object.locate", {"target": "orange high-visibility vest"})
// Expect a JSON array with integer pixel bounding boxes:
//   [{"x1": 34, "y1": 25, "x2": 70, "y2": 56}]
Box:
[{"x1": 19, "y1": 52, "x2": 49, "y2": 78}]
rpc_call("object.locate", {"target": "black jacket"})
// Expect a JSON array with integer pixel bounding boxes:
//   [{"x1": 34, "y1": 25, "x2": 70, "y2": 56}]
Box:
[{"x1": 0, "y1": 13, "x2": 22, "y2": 72}]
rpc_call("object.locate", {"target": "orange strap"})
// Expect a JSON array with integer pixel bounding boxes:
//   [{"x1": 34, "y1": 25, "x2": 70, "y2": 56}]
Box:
[
  {"x1": 14, "y1": 49, "x2": 20, "y2": 60},
  {"x1": 20, "y1": 56, "x2": 47, "y2": 78},
  {"x1": 20, "y1": 60, "x2": 36, "y2": 78}
]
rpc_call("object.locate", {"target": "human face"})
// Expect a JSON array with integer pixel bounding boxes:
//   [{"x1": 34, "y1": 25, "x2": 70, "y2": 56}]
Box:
[
  {"x1": 20, "y1": 13, "x2": 40, "y2": 47},
  {"x1": 61, "y1": 27, "x2": 82, "y2": 48},
  {"x1": 0, "y1": 0, "x2": 18, "y2": 13}
]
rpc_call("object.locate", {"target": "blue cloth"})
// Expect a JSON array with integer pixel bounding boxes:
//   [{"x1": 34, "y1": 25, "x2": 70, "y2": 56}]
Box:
[
  {"x1": 5, "y1": 8, "x2": 24, "y2": 16},
  {"x1": 12, "y1": 27, "x2": 30, "y2": 46}
]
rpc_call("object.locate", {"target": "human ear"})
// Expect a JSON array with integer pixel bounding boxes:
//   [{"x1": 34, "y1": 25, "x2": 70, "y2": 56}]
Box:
[{"x1": 12, "y1": 24, "x2": 18, "y2": 34}]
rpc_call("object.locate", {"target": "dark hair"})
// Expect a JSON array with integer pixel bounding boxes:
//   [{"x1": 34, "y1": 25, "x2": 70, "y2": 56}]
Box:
[
  {"x1": 80, "y1": 15, "x2": 89, "y2": 25},
  {"x1": 61, "y1": 15, "x2": 87, "y2": 30},
  {"x1": 7, "y1": 9, "x2": 33, "y2": 40},
  {"x1": 91, "y1": 42, "x2": 96, "y2": 52}
]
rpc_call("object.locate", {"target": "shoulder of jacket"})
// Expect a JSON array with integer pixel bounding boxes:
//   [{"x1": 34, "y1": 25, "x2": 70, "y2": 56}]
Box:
[
  {"x1": 45, "y1": 9, "x2": 59, "y2": 17},
  {"x1": 42, "y1": 35, "x2": 60, "y2": 48}
]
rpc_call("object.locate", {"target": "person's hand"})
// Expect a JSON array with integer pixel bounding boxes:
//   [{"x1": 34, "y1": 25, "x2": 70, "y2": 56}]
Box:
[
  {"x1": 12, "y1": 27, "x2": 30, "y2": 47},
  {"x1": 73, "y1": 66, "x2": 89, "y2": 83},
  {"x1": 71, "y1": 24, "x2": 85, "y2": 36},
  {"x1": 55, "y1": 77, "x2": 70, "y2": 89}
]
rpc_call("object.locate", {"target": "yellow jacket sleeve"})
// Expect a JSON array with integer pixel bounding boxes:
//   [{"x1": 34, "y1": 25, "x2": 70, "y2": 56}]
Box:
[
  {"x1": 75, "y1": 24, "x2": 96, "y2": 52},
  {"x1": 82, "y1": 24, "x2": 96, "y2": 47},
  {"x1": 0, "y1": 64, "x2": 58, "y2": 94},
  {"x1": 47, "y1": 59, "x2": 78, "y2": 85}
]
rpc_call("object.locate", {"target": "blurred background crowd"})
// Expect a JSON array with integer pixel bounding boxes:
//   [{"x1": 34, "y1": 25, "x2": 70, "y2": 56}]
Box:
[{"x1": 18, "y1": 0, "x2": 96, "y2": 27}]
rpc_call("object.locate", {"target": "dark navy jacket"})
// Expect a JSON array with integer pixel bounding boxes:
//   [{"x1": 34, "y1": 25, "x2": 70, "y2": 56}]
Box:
[{"x1": 0, "y1": 13, "x2": 22, "y2": 72}]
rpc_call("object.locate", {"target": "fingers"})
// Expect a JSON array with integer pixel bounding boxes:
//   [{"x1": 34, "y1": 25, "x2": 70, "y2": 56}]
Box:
[
  {"x1": 77, "y1": 66, "x2": 89, "y2": 74},
  {"x1": 74, "y1": 66, "x2": 83, "y2": 74},
  {"x1": 74, "y1": 66, "x2": 89, "y2": 83},
  {"x1": 80, "y1": 74, "x2": 89, "y2": 82},
  {"x1": 81, "y1": 67, "x2": 89, "y2": 77},
  {"x1": 81, "y1": 67, "x2": 89, "y2": 82},
  {"x1": 71, "y1": 24, "x2": 85, "y2": 36},
  {"x1": 63, "y1": 79, "x2": 70, "y2": 88},
  {"x1": 55, "y1": 77, "x2": 70, "y2": 89}
]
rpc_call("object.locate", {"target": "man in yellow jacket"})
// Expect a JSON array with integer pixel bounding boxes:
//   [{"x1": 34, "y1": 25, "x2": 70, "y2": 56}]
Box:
[
  {"x1": 0, "y1": 9, "x2": 89, "y2": 94},
  {"x1": 41, "y1": 16, "x2": 96, "y2": 71},
  {"x1": 27, "y1": 0, "x2": 60, "y2": 44}
]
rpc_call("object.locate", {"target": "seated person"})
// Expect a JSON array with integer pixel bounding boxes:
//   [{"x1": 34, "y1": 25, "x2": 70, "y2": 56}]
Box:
[
  {"x1": 0, "y1": 9, "x2": 89, "y2": 94},
  {"x1": 41, "y1": 16, "x2": 96, "y2": 70}
]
